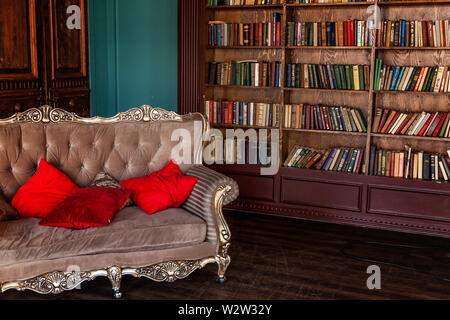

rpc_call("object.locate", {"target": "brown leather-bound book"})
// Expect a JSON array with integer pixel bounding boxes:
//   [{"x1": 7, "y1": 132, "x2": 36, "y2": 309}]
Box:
[
  {"x1": 364, "y1": 65, "x2": 370, "y2": 90},
  {"x1": 372, "y1": 108, "x2": 383, "y2": 133},
  {"x1": 395, "y1": 112, "x2": 413, "y2": 135},
  {"x1": 306, "y1": 152, "x2": 324, "y2": 169},
  {"x1": 343, "y1": 21, "x2": 348, "y2": 46},
  {"x1": 427, "y1": 21, "x2": 434, "y2": 47},
  {"x1": 386, "y1": 21, "x2": 392, "y2": 46},
  {"x1": 384, "y1": 111, "x2": 401, "y2": 134},
  {"x1": 243, "y1": 24, "x2": 250, "y2": 46},
  {"x1": 380, "y1": 110, "x2": 397, "y2": 134},
  {"x1": 295, "y1": 104, "x2": 301, "y2": 129},
  {"x1": 249, "y1": 24, "x2": 255, "y2": 46},
  {"x1": 405, "y1": 21, "x2": 410, "y2": 47},
  {"x1": 386, "y1": 151, "x2": 392, "y2": 177},
  {"x1": 321, "y1": 22, "x2": 327, "y2": 46},
  {"x1": 394, "y1": 21, "x2": 400, "y2": 47},
  {"x1": 270, "y1": 62, "x2": 276, "y2": 87},
  {"x1": 239, "y1": 24, "x2": 244, "y2": 46},
  {"x1": 337, "y1": 22, "x2": 344, "y2": 47},
  {"x1": 315, "y1": 149, "x2": 331, "y2": 170},
  {"x1": 400, "y1": 113, "x2": 419, "y2": 135},
  {"x1": 378, "y1": 108, "x2": 391, "y2": 132},
  {"x1": 421, "y1": 21, "x2": 428, "y2": 46}
]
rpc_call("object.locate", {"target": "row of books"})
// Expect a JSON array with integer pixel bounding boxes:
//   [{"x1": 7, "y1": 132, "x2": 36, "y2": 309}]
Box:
[
  {"x1": 208, "y1": 61, "x2": 282, "y2": 87},
  {"x1": 285, "y1": 145, "x2": 366, "y2": 174},
  {"x1": 286, "y1": 63, "x2": 370, "y2": 91},
  {"x1": 369, "y1": 146, "x2": 450, "y2": 182},
  {"x1": 373, "y1": 108, "x2": 450, "y2": 138},
  {"x1": 286, "y1": 0, "x2": 372, "y2": 3},
  {"x1": 206, "y1": 140, "x2": 273, "y2": 166},
  {"x1": 206, "y1": 100, "x2": 281, "y2": 127},
  {"x1": 208, "y1": 15, "x2": 282, "y2": 47},
  {"x1": 284, "y1": 104, "x2": 367, "y2": 132},
  {"x1": 208, "y1": 0, "x2": 281, "y2": 6},
  {"x1": 373, "y1": 61, "x2": 450, "y2": 92},
  {"x1": 287, "y1": 21, "x2": 373, "y2": 47},
  {"x1": 377, "y1": 20, "x2": 450, "y2": 48}
]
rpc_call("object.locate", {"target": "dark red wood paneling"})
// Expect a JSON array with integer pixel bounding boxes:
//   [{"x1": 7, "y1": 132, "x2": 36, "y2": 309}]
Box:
[
  {"x1": 227, "y1": 173, "x2": 275, "y2": 202},
  {"x1": 367, "y1": 186, "x2": 450, "y2": 222},
  {"x1": 178, "y1": 0, "x2": 206, "y2": 115},
  {"x1": 281, "y1": 177, "x2": 362, "y2": 212}
]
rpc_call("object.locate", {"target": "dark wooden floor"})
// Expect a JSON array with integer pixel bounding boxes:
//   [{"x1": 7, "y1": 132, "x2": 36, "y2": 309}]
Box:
[{"x1": 1, "y1": 211, "x2": 449, "y2": 300}]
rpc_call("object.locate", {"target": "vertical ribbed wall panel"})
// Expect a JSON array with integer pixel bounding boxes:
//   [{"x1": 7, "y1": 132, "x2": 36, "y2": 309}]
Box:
[{"x1": 178, "y1": 0, "x2": 205, "y2": 115}]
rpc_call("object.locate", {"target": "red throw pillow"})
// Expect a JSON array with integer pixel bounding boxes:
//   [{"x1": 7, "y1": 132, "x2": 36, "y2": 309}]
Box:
[
  {"x1": 12, "y1": 159, "x2": 79, "y2": 218},
  {"x1": 120, "y1": 160, "x2": 198, "y2": 215},
  {"x1": 40, "y1": 187, "x2": 132, "y2": 229}
]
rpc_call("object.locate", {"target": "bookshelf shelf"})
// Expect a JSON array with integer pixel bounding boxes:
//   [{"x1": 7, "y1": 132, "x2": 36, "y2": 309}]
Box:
[
  {"x1": 377, "y1": 0, "x2": 450, "y2": 5},
  {"x1": 283, "y1": 128, "x2": 367, "y2": 136},
  {"x1": 375, "y1": 90, "x2": 447, "y2": 95},
  {"x1": 286, "y1": 46, "x2": 372, "y2": 50},
  {"x1": 206, "y1": 84, "x2": 282, "y2": 89},
  {"x1": 371, "y1": 133, "x2": 450, "y2": 142},
  {"x1": 207, "y1": 46, "x2": 283, "y2": 49},
  {"x1": 206, "y1": 4, "x2": 283, "y2": 10},
  {"x1": 377, "y1": 47, "x2": 450, "y2": 50},
  {"x1": 286, "y1": 2, "x2": 373, "y2": 7},
  {"x1": 212, "y1": 123, "x2": 278, "y2": 130},
  {"x1": 199, "y1": 0, "x2": 450, "y2": 237},
  {"x1": 284, "y1": 88, "x2": 370, "y2": 94}
]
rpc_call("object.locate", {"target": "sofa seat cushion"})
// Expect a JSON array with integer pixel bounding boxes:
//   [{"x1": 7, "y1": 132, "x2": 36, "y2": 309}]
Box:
[{"x1": 0, "y1": 207, "x2": 207, "y2": 268}]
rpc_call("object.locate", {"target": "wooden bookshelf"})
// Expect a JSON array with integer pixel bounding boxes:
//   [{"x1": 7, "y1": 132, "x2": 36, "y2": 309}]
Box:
[{"x1": 196, "y1": 0, "x2": 450, "y2": 237}]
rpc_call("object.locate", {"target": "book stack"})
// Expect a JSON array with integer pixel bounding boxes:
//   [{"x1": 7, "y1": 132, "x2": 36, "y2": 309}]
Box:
[
  {"x1": 372, "y1": 108, "x2": 450, "y2": 138},
  {"x1": 285, "y1": 145, "x2": 366, "y2": 174},
  {"x1": 284, "y1": 104, "x2": 367, "y2": 132},
  {"x1": 208, "y1": 14, "x2": 282, "y2": 47},
  {"x1": 286, "y1": 0, "x2": 373, "y2": 3},
  {"x1": 377, "y1": 20, "x2": 450, "y2": 47},
  {"x1": 208, "y1": 61, "x2": 282, "y2": 87},
  {"x1": 206, "y1": 100, "x2": 280, "y2": 127},
  {"x1": 208, "y1": 0, "x2": 281, "y2": 6},
  {"x1": 286, "y1": 63, "x2": 370, "y2": 91},
  {"x1": 370, "y1": 146, "x2": 450, "y2": 182},
  {"x1": 287, "y1": 20, "x2": 373, "y2": 47},
  {"x1": 373, "y1": 60, "x2": 450, "y2": 92}
]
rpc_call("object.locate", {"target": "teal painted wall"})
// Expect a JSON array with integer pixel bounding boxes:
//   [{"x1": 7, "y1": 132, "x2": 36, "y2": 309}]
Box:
[{"x1": 88, "y1": 0, "x2": 178, "y2": 117}]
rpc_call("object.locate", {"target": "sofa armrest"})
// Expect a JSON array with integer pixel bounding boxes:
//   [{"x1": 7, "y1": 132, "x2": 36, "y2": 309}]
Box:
[{"x1": 182, "y1": 165, "x2": 239, "y2": 247}]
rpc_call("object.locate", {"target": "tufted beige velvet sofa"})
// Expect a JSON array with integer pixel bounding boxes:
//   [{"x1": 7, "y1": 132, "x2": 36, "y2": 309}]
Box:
[{"x1": 0, "y1": 105, "x2": 238, "y2": 298}]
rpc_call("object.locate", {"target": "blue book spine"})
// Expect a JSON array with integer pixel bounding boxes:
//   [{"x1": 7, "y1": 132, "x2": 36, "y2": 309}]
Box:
[
  {"x1": 286, "y1": 64, "x2": 292, "y2": 88},
  {"x1": 275, "y1": 63, "x2": 280, "y2": 87},
  {"x1": 390, "y1": 67, "x2": 400, "y2": 91},
  {"x1": 338, "y1": 108, "x2": 347, "y2": 131},
  {"x1": 337, "y1": 149, "x2": 349, "y2": 172},
  {"x1": 217, "y1": 26, "x2": 221, "y2": 46},
  {"x1": 401, "y1": 20, "x2": 406, "y2": 47},
  {"x1": 323, "y1": 149, "x2": 337, "y2": 171},
  {"x1": 316, "y1": 107, "x2": 323, "y2": 130},
  {"x1": 394, "y1": 66, "x2": 406, "y2": 90}
]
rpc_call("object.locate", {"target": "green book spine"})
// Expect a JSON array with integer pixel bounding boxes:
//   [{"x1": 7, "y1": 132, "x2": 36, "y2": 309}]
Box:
[
  {"x1": 333, "y1": 65, "x2": 342, "y2": 89},
  {"x1": 345, "y1": 66, "x2": 352, "y2": 90},
  {"x1": 358, "y1": 65, "x2": 364, "y2": 91}
]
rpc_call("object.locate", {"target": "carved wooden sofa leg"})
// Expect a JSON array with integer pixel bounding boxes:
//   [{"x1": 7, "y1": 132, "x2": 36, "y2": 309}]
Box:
[
  {"x1": 216, "y1": 255, "x2": 230, "y2": 284},
  {"x1": 107, "y1": 266, "x2": 123, "y2": 299}
]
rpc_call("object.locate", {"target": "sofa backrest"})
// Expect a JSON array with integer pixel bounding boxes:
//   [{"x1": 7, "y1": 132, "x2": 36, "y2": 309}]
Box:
[{"x1": 0, "y1": 106, "x2": 206, "y2": 200}]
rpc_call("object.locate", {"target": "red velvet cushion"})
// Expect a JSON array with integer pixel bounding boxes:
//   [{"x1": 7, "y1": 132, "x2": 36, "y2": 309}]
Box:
[
  {"x1": 12, "y1": 159, "x2": 79, "y2": 218},
  {"x1": 120, "y1": 160, "x2": 198, "y2": 215},
  {"x1": 40, "y1": 187, "x2": 132, "y2": 229}
]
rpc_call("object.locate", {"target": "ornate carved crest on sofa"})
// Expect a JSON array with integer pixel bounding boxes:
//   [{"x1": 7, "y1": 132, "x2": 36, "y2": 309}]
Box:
[{"x1": 0, "y1": 106, "x2": 238, "y2": 298}]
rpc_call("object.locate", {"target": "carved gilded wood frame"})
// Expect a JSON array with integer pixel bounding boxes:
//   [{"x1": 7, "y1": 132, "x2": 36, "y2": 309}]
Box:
[{"x1": 0, "y1": 106, "x2": 232, "y2": 299}]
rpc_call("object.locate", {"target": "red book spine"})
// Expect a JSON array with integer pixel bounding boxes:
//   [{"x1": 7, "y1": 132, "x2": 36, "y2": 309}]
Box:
[
  {"x1": 224, "y1": 104, "x2": 228, "y2": 125},
  {"x1": 209, "y1": 101, "x2": 214, "y2": 124},
  {"x1": 426, "y1": 112, "x2": 442, "y2": 136},
  {"x1": 355, "y1": 150, "x2": 364, "y2": 174},
  {"x1": 250, "y1": 23, "x2": 254, "y2": 46},
  {"x1": 432, "y1": 113, "x2": 447, "y2": 137},
  {"x1": 385, "y1": 112, "x2": 401, "y2": 134},
  {"x1": 343, "y1": 21, "x2": 348, "y2": 46},
  {"x1": 230, "y1": 102, "x2": 235, "y2": 124},
  {"x1": 276, "y1": 21, "x2": 281, "y2": 46},
  {"x1": 313, "y1": 106, "x2": 319, "y2": 130},
  {"x1": 418, "y1": 114, "x2": 435, "y2": 136},
  {"x1": 305, "y1": 105, "x2": 310, "y2": 129},
  {"x1": 350, "y1": 21, "x2": 355, "y2": 46}
]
